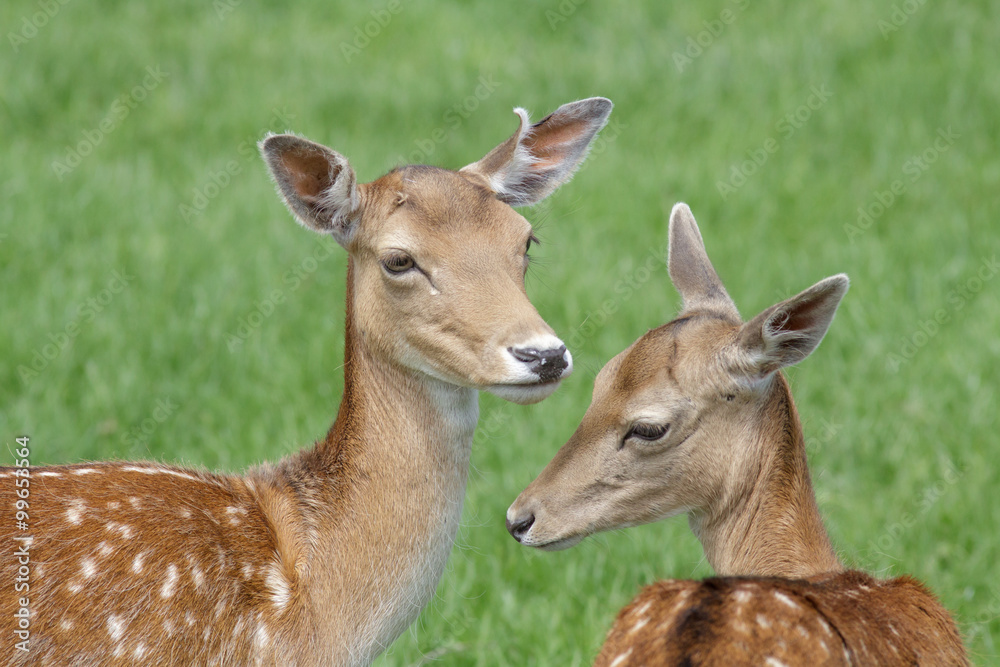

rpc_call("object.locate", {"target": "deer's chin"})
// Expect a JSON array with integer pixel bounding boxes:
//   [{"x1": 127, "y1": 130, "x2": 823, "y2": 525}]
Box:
[
  {"x1": 485, "y1": 379, "x2": 563, "y2": 405},
  {"x1": 528, "y1": 534, "x2": 586, "y2": 551}
]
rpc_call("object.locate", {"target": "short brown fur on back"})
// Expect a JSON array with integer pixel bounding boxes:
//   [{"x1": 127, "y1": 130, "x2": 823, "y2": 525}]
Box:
[{"x1": 596, "y1": 571, "x2": 967, "y2": 666}]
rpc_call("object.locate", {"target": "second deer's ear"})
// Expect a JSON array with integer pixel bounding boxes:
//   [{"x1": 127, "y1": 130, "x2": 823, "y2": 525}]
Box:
[
  {"x1": 736, "y1": 274, "x2": 849, "y2": 380},
  {"x1": 460, "y1": 97, "x2": 613, "y2": 206},
  {"x1": 667, "y1": 203, "x2": 739, "y2": 319},
  {"x1": 259, "y1": 134, "x2": 361, "y2": 246}
]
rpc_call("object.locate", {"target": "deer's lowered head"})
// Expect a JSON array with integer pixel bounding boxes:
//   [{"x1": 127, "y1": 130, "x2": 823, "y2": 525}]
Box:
[{"x1": 508, "y1": 203, "x2": 848, "y2": 577}]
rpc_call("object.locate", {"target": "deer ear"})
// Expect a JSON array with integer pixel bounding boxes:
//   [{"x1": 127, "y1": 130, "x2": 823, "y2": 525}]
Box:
[
  {"x1": 259, "y1": 133, "x2": 361, "y2": 246},
  {"x1": 460, "y1": 97, "x2": 613, "y2": 206},
  {"x1": 737, "y1": 274, "x2": 849, "y2": 380},
  {"x1": 667, "y1": 203, "x2": 739, "y2": 319}
]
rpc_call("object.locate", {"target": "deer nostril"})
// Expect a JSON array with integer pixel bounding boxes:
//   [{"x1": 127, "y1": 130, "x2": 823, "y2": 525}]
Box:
[
  {"x1": 508, "y1": 347, "x2": 542, "y2": 364},
  {"x1": 536, "y1": 345, "x2": 567, "y2": 365},
  {"x1": 506, "y1": 513, "x2": 535, "y2": 542},
  {"x1": 508, "y1": 345, "x2": 569, "y2": 381}
]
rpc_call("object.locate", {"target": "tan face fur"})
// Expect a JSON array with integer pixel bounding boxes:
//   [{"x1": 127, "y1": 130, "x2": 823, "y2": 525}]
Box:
[
  {"x1": 508, "y1": 313, "x2": 749, "y2": 548},
  {"x1": 348, "y1": 166, "x2": 565, "y2": 403}
]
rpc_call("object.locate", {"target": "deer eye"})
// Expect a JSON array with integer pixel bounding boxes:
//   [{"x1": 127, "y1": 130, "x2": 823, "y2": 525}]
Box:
[
  {"x1": 624, "y1": 423, "x2": 670, "y2": 443},
  {"x1": 526, "y1": 234, "x2": 539, "y2": 254},
  {"x1": 382, "y1": 253, "x2": 415, "y2": 274}
]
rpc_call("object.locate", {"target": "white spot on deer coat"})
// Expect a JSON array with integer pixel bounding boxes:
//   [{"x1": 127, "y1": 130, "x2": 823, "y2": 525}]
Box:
[
  {"x1": 80, "y1": 557, "x2": 97, "y2": 579},
  {"x1": 633, "y1": 600, "x2": 652, "y2": 617},
  {"x1": 265, "y1": 563, "x2": 291, "y2": 611},
  {"x1": 255, "y1": 622, "x2": 270, "y2": 648},
  {"x1": 121, "y1": 465, "x2": 198, "y2": 481},
  {"x1": 66, "y1": 499, "x2": 86, "y2": 524},
  {"x1": 161, "y1": 564, "x2": 179, "y2": 598},
  {"x1": 773, "y1": 591, "x2": 800, "y2": 610},
  {"x1": 609, "y1": 648, "x2": 633, "y2": 667},
  {"x1": 192, "y1": 563, "x2": 205, "y2": 589},
  {"x1": 627, "y1": 617, "x2": 649, "y2": 635},
  {"x1": 73, "y1": 468, "x2": 99, "y2": 475},
  {"x1": 107, "y1": 615, "x2": 125, "y2": 640},
  {"x1": 133, "y1": 552, "x2": 146, "y2": 574},
  {"x1": 106, "y1": 521, "x2": 133, "y2": 539}
]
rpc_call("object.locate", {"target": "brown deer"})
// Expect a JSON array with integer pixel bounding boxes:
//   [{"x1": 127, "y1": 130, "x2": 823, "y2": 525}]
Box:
[
  {"x1": 506, "y1": 203, "x2": 967, "y2": 665},
  {"x1": 1, "y1": 97, "x2": 613, "y2": 666}
]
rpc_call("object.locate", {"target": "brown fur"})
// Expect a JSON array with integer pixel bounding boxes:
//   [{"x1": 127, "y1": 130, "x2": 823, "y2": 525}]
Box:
[
  {"x1": 596, "y1": 572, "x2": 967, "y2": 666},
  {"x1": 507, "y1": 204, "x2": 966, "y2": 665},
  {"x1": 1, "y1": 98, "x2": 614, "y2": 666}
]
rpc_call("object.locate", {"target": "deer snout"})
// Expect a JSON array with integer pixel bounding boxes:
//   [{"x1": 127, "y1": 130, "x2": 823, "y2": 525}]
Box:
[
  {"x1": 505, "y1": 510, "x2": 535, "y2": 543},
  {"x1": 485, "y1": 334, "x2": 572, "y2": 404},
  {"x1": 507, "y1": 344, "x2": 570, "y2": 382}
]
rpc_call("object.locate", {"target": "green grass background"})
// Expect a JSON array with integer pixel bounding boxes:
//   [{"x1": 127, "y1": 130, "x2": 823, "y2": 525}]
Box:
[{"x1": 2, "y1": 0, "x2": 998, "y2": 664}]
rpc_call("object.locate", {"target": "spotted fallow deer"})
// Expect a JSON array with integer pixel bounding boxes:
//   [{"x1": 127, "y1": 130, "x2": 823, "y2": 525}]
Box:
[
  {"x1": 0, "y1": 98, "x2": 613, "y2": 666},
  {"x1": 507, "y1": 204, "x2": 967, "y2": 666}
]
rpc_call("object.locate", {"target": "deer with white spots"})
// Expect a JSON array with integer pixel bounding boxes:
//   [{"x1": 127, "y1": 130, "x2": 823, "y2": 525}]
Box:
[
  {"x1": 506, "y1": 204, "x2": 967, "y2": 666},
  {"x1": 0, "y1": 97, "x2": 613, "y2": 666}
]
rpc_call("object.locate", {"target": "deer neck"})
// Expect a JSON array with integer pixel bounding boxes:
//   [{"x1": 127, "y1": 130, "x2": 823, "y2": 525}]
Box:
[
  {"x1": 283, "y1": 258, "x2": 478, "y2": 663},
  {"x1": 690, "y1": 375, "x2": 843, "y2": 579}
]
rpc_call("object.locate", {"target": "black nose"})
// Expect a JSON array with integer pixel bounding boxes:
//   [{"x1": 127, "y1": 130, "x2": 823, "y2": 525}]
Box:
[
  {"x1": 506, "y1": 513, "x2": 535, "y2": 542},
  {"x1": 508, "y1": 345, "x2": 568, "y2": 382}
]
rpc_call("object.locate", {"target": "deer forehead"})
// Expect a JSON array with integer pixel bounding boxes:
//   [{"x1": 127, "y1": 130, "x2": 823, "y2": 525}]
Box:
[
  {"x1": 359, "y1": 166, "x2": 532, "y2": 248},
  {"x1": 594, "y1": 316, "x2": 741, "y2": 414}
]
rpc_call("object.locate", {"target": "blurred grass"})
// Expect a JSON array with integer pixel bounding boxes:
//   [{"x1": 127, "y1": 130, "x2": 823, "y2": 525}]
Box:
[{"x1": 1, "y1": 0, "x2": 998, "y2": 664}]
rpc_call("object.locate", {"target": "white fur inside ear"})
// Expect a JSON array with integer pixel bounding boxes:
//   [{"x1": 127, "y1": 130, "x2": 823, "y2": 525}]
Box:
[
  {"x1": 486, "y1": 108, "x2": 540, "y2": 205},
  {"x1": 317, "y1": 154, "x2": 360, "y2": 238}
]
